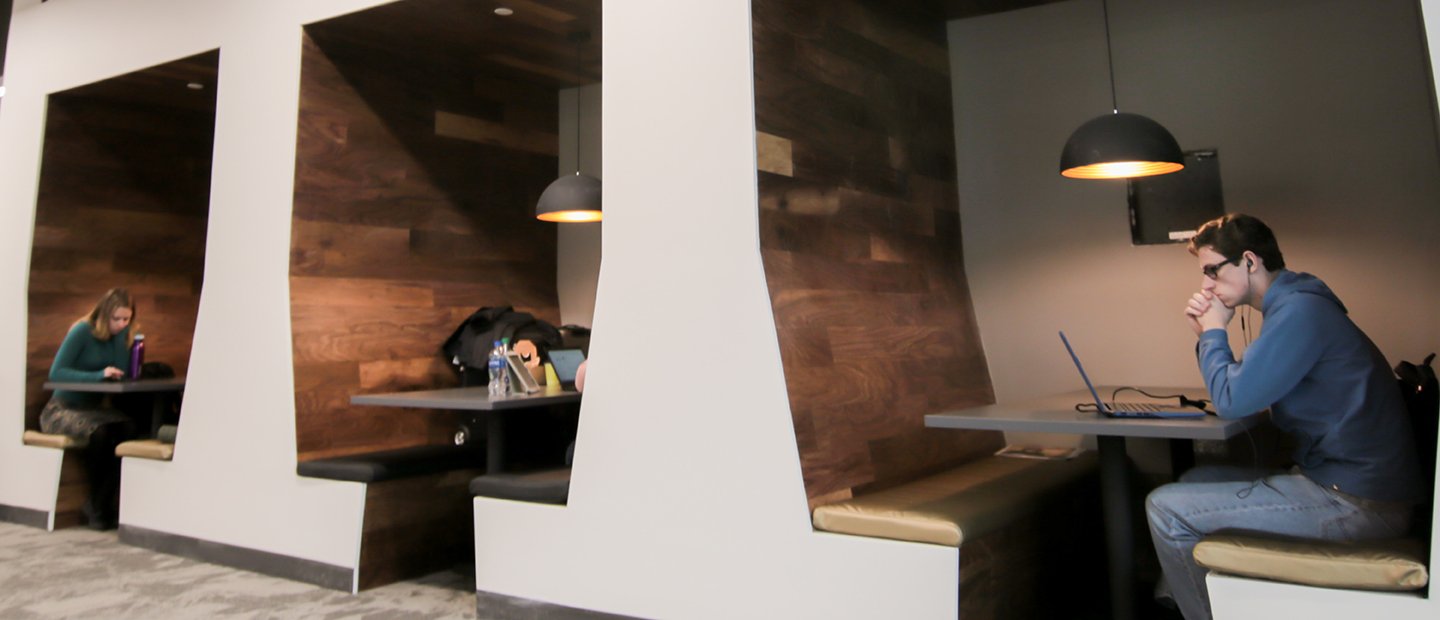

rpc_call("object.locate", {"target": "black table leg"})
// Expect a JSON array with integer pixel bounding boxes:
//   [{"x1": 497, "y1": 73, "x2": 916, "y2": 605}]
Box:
[
  {"x1": 149, "y1": 394, "x2": 166, "y2": 438},
  {"x1": 1098, "y1": 435, "x2": 1135, "y2": 620},
  {"x1": 1169, "y1": 438, "x2": 1195, "y2": 479},
  {"x1": 486, "y1": 412, "x2": 505, "y2": 473}
]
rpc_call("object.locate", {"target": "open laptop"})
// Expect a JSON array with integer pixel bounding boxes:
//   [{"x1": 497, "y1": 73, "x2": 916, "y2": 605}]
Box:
[
  {"x1": 1059, "y1": 331, "x2": 1207, "y2": 419},
  {"x1": 546, "y1": 348, "x2": 586, "y2": 390}
]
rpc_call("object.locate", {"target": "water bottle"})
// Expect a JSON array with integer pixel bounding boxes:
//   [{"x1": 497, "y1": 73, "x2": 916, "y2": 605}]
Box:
[
  {"x1": 487, "y1": 340, "x2": 508, "y2": 397},
  {"x1": 129, "y1": 333, "x2": 146, "y2": 380}
]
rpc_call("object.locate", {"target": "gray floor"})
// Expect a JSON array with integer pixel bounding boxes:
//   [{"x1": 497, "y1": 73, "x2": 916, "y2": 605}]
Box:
[{"x1": 0, "y1": 522, "x2": 476, "y2": 619}]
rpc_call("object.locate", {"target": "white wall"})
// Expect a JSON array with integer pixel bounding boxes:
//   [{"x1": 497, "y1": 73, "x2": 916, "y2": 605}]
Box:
[
  {"x1": 950, "y1": 0, "x2": 1440, "y2": 413},
  {"x1": 471, "y1": 1, "x2": 962, "y2": 617},
  {"x1": 557, "y1": 84, "x2": 601, "y2": 329}
]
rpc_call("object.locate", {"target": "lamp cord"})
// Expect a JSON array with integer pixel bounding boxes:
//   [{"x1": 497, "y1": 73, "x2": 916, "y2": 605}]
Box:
[
  {"x1": 1101, "y1": 0, "x2": 1118, "y2": 113},
  {"x1": 575, "y1": 36, "x2": 583, "y2": 175}
]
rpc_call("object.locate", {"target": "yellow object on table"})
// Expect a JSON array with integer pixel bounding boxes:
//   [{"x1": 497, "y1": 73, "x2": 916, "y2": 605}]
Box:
[{"x1": 544, "y1": 362, "x2": 559, "y2": 386}]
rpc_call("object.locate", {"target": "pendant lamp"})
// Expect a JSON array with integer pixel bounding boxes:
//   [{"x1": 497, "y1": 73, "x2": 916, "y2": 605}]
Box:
[
  {"x1": 1059, "y1": 0, "x2": 1183, "y2": 180},
  {"x1": 537, "y1": 31, "x2": 602, "y2": 222}
]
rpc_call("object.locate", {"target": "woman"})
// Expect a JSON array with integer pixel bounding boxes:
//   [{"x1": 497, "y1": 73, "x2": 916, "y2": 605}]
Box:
[{"x1": 43, "y1": 288, "x2": 139, "y2": 530}]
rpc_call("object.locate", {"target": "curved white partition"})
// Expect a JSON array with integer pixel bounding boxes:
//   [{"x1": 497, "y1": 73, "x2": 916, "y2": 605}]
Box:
[
  {"x1": 470, "y1": 1, "x2": 960, "y2": 617},
  {"x1": 0, "y1": 0, "x2": 405, "y2": 585}
]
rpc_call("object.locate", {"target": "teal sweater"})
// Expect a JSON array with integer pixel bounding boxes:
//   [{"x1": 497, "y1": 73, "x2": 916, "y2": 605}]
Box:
[{"x1": 50, "y1": 321, "x2": 131, "y2": 407}]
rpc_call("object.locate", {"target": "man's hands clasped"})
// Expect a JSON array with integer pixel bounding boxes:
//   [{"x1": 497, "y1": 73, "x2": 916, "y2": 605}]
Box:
[{"x1": 1185, "y1": 291, "x2": 1234, "y2": 336}]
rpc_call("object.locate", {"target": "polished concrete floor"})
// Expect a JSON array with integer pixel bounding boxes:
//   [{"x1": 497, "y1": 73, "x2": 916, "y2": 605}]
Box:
[{"x1": 0, "y1": 522, "x2": 475, "y2": 619}]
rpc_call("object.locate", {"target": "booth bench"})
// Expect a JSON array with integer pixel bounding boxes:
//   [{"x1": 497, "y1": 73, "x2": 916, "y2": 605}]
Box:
[
  {"x1": 297, "y1": 444, "x2": 483, "y2": 590},
  {"x1": 20, "y1": 431, "x2": 89, "y2": 530},
  {"x1": 811, "y1": 452, "x2": 1101, "y2": 618}
]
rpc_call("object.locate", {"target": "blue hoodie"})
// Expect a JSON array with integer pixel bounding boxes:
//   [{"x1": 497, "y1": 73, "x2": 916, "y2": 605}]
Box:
[{"x1": 1197, "y1": 270, "x2": 1422, "y2": 504}]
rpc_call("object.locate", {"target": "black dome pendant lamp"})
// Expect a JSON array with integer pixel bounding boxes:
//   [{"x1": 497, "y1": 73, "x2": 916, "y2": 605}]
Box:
[
  {"x1": 537, "y1": 31, "x2": 602, "y2": 222},
  {"x1": 1059, "y1": 0, "x2": 1183, "y2": 180}
]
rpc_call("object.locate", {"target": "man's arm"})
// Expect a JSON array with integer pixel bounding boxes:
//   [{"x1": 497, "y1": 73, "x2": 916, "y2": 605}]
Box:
[{"x1": 1197, "y1": 300, "x2": 1326, "y2": 418}]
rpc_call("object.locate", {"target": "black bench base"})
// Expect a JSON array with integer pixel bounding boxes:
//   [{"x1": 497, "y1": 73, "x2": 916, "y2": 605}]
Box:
[
  {"x1": 297, "y1": 444, "x2": 484, "y2": 590},
  {"x1": 470, "y1": 468, "x2": 571, "y2": 505}
]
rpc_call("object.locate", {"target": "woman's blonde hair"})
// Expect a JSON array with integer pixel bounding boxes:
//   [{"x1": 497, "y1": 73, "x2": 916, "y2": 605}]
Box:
[{"x1": 81, "y1": 288, "x2": 136, "y2": 342}]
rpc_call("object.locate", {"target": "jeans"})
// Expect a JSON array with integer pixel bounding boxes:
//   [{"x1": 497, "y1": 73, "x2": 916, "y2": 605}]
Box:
[{"x1": 1146, "y1": 465, "x2": 1412, "y2": 620}]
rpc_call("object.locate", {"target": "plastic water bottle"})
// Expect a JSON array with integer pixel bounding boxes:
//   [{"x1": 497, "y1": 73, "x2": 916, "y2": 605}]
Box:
[
  {"x1": 129, "y1": 334, "x2": 146, "y2": 380},
  {"x1": 487, "y1": 340, "x2": 508, "y2": 397}
]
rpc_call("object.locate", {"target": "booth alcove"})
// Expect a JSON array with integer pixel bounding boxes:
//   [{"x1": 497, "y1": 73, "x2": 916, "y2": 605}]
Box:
[
  {"x1": 11, "y1": 50, "x2": 217, "y2": 531},
  {"x1": 288, "y1": 0, "x2": 599, "y2": 590},
  {"x1": 750, "y1": 0, "x2": 1105, "y2": 616}
]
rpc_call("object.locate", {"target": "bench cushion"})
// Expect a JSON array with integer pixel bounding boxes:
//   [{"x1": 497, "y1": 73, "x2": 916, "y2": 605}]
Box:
[
  {"x1": 470, "y1": 468, "x2": 571, "y2": 505},
  {"x1": 812, "y1": 452, "x2": 1098, "y2": 546},
  {"x1": 22, "y1": 430, "x2": 87, "y2": 450},
  {"x1": 1194, "y1": 534, "x2": 1429, "y2": 591},
  {"x1": 297, "y1": 445, "x2": 481, "y2": 483},
  {"x1": 115, "y1": 439, "x2": 174, "y2": 461}
]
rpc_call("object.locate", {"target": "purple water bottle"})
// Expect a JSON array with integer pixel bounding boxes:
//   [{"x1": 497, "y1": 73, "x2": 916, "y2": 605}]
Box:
[{"x1": 129, "y1": 333, "x2": 146, "y2": 380}]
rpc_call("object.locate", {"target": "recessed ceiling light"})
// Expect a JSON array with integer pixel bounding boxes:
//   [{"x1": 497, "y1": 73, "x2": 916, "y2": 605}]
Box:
[
  {"x1": 494, "y1": 7, "x2": 513, "y2": 16},
  {"x1": 186, "y1": 82, "x2": 205, "y2": 90}
]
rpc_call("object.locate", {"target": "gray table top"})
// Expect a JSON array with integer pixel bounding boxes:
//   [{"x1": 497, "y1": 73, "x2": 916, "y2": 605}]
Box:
[
  {"x1": 44, "y1": 377, "x2": 186, "y2": 393},
  {"x1": 925, "y1": 386, "x2": 1265, "y2": 440},
  {"x1": 350, "y1": 385, "x2": 581, "y2": 411}
]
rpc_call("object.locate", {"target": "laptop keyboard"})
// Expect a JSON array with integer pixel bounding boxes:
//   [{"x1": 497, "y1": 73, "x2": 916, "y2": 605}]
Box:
[{"x1": 1111, "y1": 402, "x2": 1165, "y2": 413}]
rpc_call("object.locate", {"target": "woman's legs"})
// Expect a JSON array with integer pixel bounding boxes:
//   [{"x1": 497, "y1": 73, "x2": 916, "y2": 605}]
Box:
[
  {"x1": 39, "y1": 397, "x2": 135, "y2": 530},
  {"x1": 83, "y1": 420, "x2": 135, "y2": 528}
]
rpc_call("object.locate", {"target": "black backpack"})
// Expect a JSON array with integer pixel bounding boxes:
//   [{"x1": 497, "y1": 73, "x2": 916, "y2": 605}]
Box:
[
  {"x1": 441, "y1": 306, "x2": 562, "y2": 385},
  {"x1": 1396, "y1": 354, "x2": 1437, "y2": 540}
]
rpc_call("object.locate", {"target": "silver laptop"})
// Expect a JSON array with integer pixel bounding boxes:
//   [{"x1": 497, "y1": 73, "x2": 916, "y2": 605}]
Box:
[{"x1": 1059, "y1": 331, "x2": 1206, "y2": 419}]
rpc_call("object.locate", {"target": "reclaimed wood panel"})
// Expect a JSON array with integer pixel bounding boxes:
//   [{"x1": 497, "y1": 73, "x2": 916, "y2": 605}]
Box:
[
  {"x1": 290, "y1": 27, "x2": 564, "y2": 461},
  {"x1": 753, "y1": 0, "x2": 1001, "y2": 503},
  {"x1": 54, "y1": 450, "x2": 89, "y2": 530},
  {"x1": 24, "y1": 51, "x2": 217, "y2": 430},
  {"x1": 357, "y1": 468, "x2": 482, "y2": 590}
]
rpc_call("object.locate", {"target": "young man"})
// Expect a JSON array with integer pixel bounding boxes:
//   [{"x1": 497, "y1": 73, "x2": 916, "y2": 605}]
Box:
[{"x1": 1146, "y1": 214, "x2": 1423, "y2": 620}]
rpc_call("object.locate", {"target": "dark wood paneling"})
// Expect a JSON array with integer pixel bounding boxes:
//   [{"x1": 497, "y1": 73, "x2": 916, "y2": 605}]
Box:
[
  {"x1": 304, "y1": 0, "x2": 601, "y2": 91},
  {"x1": 54, "y1": 450, "x2": 89, "y2": 530},
  {"x1": 956, "y1": 476, "x2": 1107, "y2": 619},
  {"x1": 943, "y1": 0, "x2": 1070, "y2": 21},
  {"x1": 357, "y1": 469, "x2": 481, "y2": 590},
  {"x1": 290, "y1": 29, "x2": 563, "y2": 461},
  {"x1": 754, "y1": 0, "x2": 1001, "y2": 503},
  {"x1": 24, "y1": 51, "x2": 217, "y2": 430}
]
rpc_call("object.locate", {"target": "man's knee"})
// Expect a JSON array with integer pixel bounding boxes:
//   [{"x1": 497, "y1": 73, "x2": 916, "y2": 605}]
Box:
[
  {"x1": 1146, "y1": 484, "x2": 1180, "y2": 524},
  {"x1": 1146, "y1": 483, "x2": 1203, "y2": 536}
]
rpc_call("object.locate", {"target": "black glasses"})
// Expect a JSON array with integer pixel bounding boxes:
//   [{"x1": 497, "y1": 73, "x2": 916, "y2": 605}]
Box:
[{"x1": 1201, "y1": 257, "x2": 1241, "y2": 280}]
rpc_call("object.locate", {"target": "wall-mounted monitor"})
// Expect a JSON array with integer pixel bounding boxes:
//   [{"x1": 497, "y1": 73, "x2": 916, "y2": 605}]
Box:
[{"x1": 1127, "y1": 150, "x2": 1225, "y2": 245}]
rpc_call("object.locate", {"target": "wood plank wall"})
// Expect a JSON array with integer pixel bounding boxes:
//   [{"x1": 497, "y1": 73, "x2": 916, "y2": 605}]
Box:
[
  {"x1": 290, "y1": 31, "x2": 562, "y2": 461},
  {"x1": 752, "y1": 0, "x2": 1002, "y2": 505},
  {"x1": 25, "y1": 53, "x2": 218, "y2": 429}
]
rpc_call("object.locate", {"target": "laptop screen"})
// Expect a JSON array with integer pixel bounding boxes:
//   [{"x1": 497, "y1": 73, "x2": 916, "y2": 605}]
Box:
[{"x1": 548, "y1": 348, "x2": 586, "y2": 385}]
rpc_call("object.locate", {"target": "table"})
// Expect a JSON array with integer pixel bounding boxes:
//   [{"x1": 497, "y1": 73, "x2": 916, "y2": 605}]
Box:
[
  {"x1": 351, "y1": 385, "x2": 581, "y2": 473},
  {"x1": 44, "y1": 377, "x2": 186, "y2": 437},
  {"x1": 925, "y1": 386, "x2": 1264, "y2": 620}
]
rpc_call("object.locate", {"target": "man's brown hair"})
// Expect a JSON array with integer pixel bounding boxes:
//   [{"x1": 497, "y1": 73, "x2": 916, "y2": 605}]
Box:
[{"x1": 1188, "y1": 214, "x2": 1286, "y2": 271}]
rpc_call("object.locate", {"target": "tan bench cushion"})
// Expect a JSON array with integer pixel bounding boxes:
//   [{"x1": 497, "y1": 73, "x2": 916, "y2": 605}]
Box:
[
  {"x1": 1194, "y1": 534, "x2": 1429, "y2": 591},
  {"x1": 811, "y1": 452, "x2": 1098, "y2": 546},
  {"x1": 115, "y1": 439, "x2": 174, "y2": 461},
  {"x1": 22, "y1": 430, "x2": 86, "y2": 450}
]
